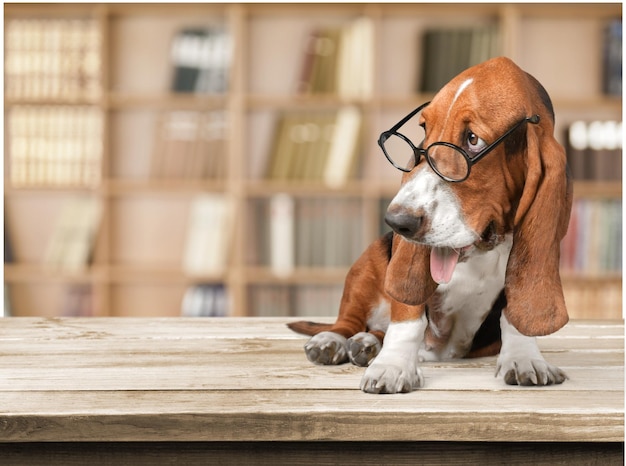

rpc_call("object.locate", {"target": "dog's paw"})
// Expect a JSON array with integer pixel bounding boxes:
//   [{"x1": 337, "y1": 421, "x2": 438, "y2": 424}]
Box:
[
  {"x1": 303, "y1": 332, "x2": 349, "y2": 365},
  {"x1": 360, "y1": 362, "x2": 424, "y2": 394},
  {"x1": 496, "y1": 356, "x2": 568, "y2": 386},
  {"x1": 347, "y1": 332, "x2": 381, "y2": 367}
]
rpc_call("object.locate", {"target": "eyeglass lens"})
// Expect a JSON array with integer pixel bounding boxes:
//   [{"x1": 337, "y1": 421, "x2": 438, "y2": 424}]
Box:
[
  {"x1": 426, "y1": 144, "x2": 471, "y2": 181},
  {"x1": 383, "y1": 118, "x2": 426, "y2": 171}
]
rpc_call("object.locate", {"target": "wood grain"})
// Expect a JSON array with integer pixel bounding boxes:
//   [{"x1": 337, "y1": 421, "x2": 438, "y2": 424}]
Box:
[{"x1": 0, "y1": 318, "x2": 623, "y2": 448}]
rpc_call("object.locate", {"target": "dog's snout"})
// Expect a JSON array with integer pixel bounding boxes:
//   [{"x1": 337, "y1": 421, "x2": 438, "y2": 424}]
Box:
[{"x1": 385, "y1": 207, "x2": 425, "y2": 239}]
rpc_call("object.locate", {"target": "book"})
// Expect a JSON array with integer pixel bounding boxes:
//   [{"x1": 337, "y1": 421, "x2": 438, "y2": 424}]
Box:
[
  {"x1": 269, "y1": 194, "x2": 295, "y2": 277},
  {"x1": 336, "y1": 17, "x2": 374, "y2": 99},
  {"x1": 170, "y1": 26, "x2": 231, "y2": 94},
  {"x1": 194, "y1": 111, "x2": 228, "y2": 180},
  {"x1": 182, "y1": 194, "x2": 233, "y2": 276},
  {"x1": 265, "y1": 107, "x2": 362, "y2": 185},
  {"x1": 561, "y1": 198, "x2": 622, "y2": 275},
  {"x1": 62, "y1": 284, "x2": 93, "y2": 317},
  {"x1": 43, "y1": 196, "x2": 102, "y2": 272},
  {"x1": 603, "y1": 19, "x2": 622, "y2": 97},
  {"x1": 324, "y1": 106, "x2": 362, "y2": 188}
]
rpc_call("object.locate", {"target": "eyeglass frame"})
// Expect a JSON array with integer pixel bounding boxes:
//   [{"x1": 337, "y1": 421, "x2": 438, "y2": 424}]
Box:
[{"x1": 378, "y1": 101, "x2": 541, "y2": 182}]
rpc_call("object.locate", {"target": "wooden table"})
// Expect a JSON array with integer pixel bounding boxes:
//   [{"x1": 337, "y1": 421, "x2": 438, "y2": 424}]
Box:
[{"x1": 1, "y1": 317, "x2": 623, "y2": 465}]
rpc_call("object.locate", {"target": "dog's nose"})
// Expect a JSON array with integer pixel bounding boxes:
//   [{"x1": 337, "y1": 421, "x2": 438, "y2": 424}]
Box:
[{"x1": 385, "y1": 208, "x2": 425, "y2": 239}]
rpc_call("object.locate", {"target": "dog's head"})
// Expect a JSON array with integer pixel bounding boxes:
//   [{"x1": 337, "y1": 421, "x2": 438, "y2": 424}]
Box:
[{"x1": 384, "y1": 57, "x2": 572, "y2": 336}]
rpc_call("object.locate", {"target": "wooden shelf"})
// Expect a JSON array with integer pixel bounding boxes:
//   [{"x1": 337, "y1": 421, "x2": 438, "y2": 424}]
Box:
[
  {"x1": 105, "y1": 265, "x2": 225, "y2": 284},
  {"x1": 103, "y1": 179, "x2": 227, "y2": 196},
  {"x1": 244, "y1": 266, "x2": 350, "y2": 285},
  {"x1": 244, "y1": 180, "x2": 367, "y2": 198},
  {"x1": 4, "y1": 2, "x2": 622, "y2": 319},
  {"x1": 561, "y1": 272, "x2": 622, "y2": 284},
  {"x1": 106, "y1": 92, "x2": 228, "y2": 111},
  {"x1": 4, "y1": 264, "x2": 107, "y2": 284},
  {"x1": 246, "y1": 94, "x2": 372, "y2": 110},
  {"x1": 573, "y1": 181, "x2": 622, "y2": 199}
]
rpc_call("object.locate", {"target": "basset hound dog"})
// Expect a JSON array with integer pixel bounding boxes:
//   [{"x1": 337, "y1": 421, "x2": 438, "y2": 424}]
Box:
[{"x1": 288, "y1": 57, "x2": 573, "y2": 394}]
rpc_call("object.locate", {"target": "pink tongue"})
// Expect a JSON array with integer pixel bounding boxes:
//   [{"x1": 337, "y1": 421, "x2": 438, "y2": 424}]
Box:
[{"x1": 430, "y1": 247, "x2": 460, "y2": 284}]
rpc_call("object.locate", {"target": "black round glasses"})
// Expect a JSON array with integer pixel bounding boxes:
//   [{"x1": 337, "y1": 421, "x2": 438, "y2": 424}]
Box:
[{"x1": 378, "y1": 102, "x2": 540, "y2": 182}]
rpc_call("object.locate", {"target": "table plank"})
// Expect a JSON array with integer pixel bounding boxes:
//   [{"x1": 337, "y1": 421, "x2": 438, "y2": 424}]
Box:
[
  {"x1": 1, "y1": 317, "x2": 622, "y2": 339},
  {"x1": 2, "y1": 390, "x2": 623, "y2": 442}
]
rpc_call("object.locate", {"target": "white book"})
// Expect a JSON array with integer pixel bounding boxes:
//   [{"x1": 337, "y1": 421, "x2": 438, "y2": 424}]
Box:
[
  {"x1": 269, "y1": 193, "x2": 295, "y2": 277},
  {"x1": 182, "y1": 194, "x2": 232, "y2": 276},
  {"x1": 324, "y1": 106, "x2": 361, "y2": 188}
]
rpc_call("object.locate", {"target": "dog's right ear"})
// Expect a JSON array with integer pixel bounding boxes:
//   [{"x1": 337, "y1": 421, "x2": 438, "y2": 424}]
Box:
[{"x1": 384, "y1": 235, "x2": 438, "y2": 305}]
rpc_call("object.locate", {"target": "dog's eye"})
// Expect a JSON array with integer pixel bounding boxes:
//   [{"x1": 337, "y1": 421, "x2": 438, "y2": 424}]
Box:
[{"x1": 467, "y1": 131, "x2": 486, "y2": 154}]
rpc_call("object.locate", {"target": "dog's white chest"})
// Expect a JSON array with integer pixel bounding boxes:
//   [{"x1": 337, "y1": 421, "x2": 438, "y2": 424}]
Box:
[
  {"x1": 418, "y1": 235, "x2": 513, "y2": 360},
  {"x1": 438, "y1": 235, "x2": 512, "y2": 314}
]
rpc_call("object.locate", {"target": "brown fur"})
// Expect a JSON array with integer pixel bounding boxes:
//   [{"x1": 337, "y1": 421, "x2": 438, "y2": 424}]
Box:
[{"x1": 288, "y1": 57, "x2": 572, "y2": 357}]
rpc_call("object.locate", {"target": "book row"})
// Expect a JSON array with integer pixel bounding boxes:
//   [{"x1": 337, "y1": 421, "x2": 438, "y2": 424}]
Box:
[
  {"x1": 7, "y1": 193, "x2": 618, "y2": 279},
  {"x1": 170, "y1": 26, "x2": 232, "y2": 94},
  {"x1": 565, "y1": 281, "x2": 621, "y2": 321},
  {"x1": 3, "y1": 284, "x2": 95, "y2": 318},
  {"x1": 565, "y1": 120, "x2": 622, "y2": 181},
  {"x1": 182, "y1": 284, "x2": 229, "y2": 317},
  {"x1": 265, "y1": 107, "x2": 362, "y2": 187},
  {"x1": 248, "y1": 195, "x2": 366, "y2": 275},
  {"x1": 603, "y1": 19, "x2": 622, "y2": 97},
  {"x1": 9, "y1": 105, "x2": 104, "y2": 188},
  {"x1": 561, "y1": 199, "x2": 622, "y2": 274},
  {"x1": 151, "y1": 111, "x2": 228, "y2": 180},
  {"x1": 43, "y1": 197, "x2": 103, "y2": 273},
  {"x1": 4, "y1": 196, "x2": 102, "y2": 273},
  {"x1": 249, "y1": 284, "x2": 344, "y2": 318},
  {"x1": 419, "y1": 25, "x2": 500, "y2": 93},
  {"x1": 297, "y1": 17, "x2": 373, "y2": 99},
  {"x1": 5, "y1": 18, "x2": 102, "y2": 101}
]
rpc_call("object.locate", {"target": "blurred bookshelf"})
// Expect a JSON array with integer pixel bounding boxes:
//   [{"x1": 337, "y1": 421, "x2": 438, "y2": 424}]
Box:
[{"x1": 4, "y1": 3, "x2": 622, "y2": 319}]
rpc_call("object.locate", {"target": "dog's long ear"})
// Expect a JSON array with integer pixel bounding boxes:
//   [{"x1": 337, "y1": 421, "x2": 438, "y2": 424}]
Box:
[
  {"x1": 384, "y1": 235, "x2": 438, "y2": 305},
  {"x1": 504, "y1": 118, "x2": 573, "y2": 336}
]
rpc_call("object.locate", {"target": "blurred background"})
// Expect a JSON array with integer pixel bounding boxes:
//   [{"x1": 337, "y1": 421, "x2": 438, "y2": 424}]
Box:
[{"x1": 3, "y1": 3, "x2": 622, "y2": 319}]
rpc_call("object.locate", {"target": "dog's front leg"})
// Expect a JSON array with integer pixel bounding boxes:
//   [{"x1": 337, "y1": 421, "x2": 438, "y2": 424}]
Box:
[
  {"x1": 496, "y1": 314, "x2": 567, "y2": 386},
  {"x1": 360, "y1": 302, "x2": 426, "y2": 394}
]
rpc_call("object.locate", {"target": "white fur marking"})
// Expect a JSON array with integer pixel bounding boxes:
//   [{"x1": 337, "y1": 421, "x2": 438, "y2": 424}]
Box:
[
  {"x1": 495, "y1": 314, "x2": 567, "y2": 385},
  {"x1": 366, "y1": 299, "x2": 391, "y2": 333},
  {"x1": 376, "y1": 317, "x2": 427, "y2": 363},
  {"x1": 452, "y1": 78, "x2": 474, "y2": 106},
  {"x1": 439, "y1": 77, "x2": 474, "y2": 141},
  {"x1": 389, "y1": 170, "x2": 478, "y2": 247},
  {"x1": 360, "y1": 315, "x2": 428, "y2": 392}
]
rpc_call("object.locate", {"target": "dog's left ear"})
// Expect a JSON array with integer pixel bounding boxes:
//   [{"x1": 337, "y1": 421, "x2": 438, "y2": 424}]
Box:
[
  {"x1": 504, "y1": 118, "x2": 573, "y2": 336},
  {"x1": 384, "y1": 235, "x2": 438, "y2": 306}
]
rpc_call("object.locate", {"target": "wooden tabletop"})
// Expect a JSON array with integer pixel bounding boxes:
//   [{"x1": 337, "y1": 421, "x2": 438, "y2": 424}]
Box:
[{"x1": 0, "y1": 317, "x2": 623, "y2": 463}]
